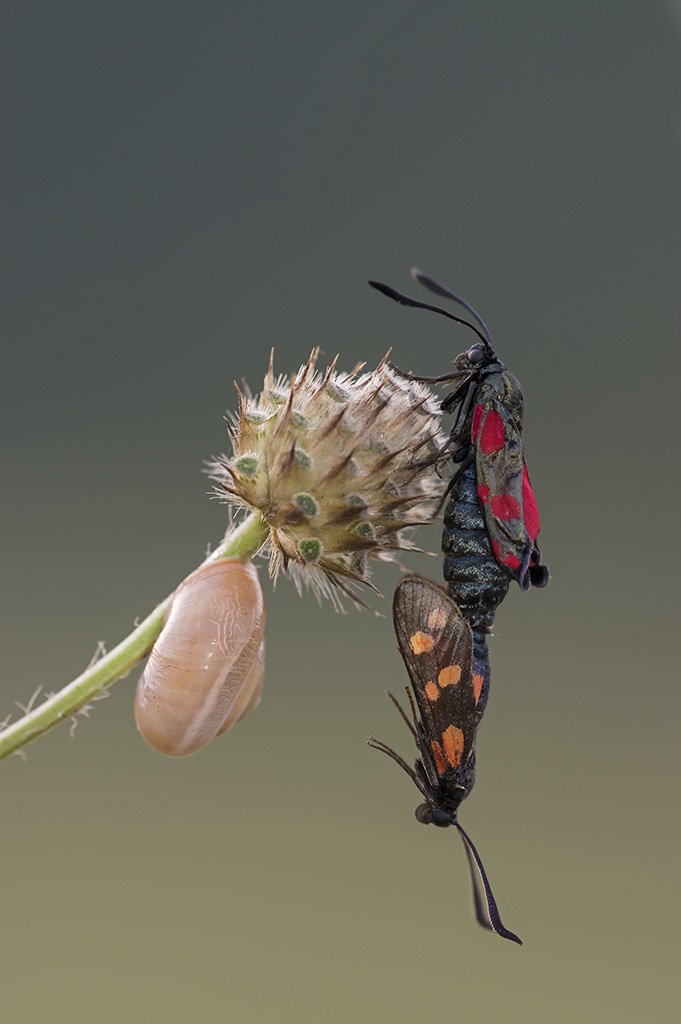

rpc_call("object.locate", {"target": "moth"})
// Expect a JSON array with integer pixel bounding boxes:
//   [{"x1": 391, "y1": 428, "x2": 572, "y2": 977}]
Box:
[
  {"x1": 370, "y1": 267, "x2": 548, "y2": 715},
  {"x1": 369, "y1": 573, "x2": 522, "y2": 944}
]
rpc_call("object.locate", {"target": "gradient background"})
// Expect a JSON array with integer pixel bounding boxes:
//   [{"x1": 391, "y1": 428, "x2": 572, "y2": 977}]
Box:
[{"x1": 2, "y1": 2, "x2": 680, "y2": 1021}]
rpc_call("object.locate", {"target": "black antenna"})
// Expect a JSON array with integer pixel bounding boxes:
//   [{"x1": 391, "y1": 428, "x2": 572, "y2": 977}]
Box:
[
  {"x1": 460, "y1": 837, "x2": 494, "y2": 933},
  {"x1": 410, "y1": 267, "x2": 494, "y2": 349},
  {"x1": 455, "y1": 822, "x2": 522, "y2": 944},
  {"x1": 368, "y1": 280, "x2": 490, "y2": 349}
]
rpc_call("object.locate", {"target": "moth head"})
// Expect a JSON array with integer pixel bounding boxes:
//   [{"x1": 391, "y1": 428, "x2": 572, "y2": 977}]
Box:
[
  {"x1": 415, "y1": 803, "x2": 453, "y2": 828},
  {"x1": 453, "y1": 342, "x2": 495, "y2": 372}
]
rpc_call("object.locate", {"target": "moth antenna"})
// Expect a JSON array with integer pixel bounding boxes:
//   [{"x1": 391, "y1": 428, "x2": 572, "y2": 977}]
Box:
[
  {"x1": 410, "y1": 267, "x2": 494, "y2": 350},
  {"x1": 460, "y1": 832, "x2": 494, "y2": 933},
  {"x1": 368, "y1": 281, "x2": 489, "y2": 348},
  {"x1": 455, "y1": 822, "x2": 522, "y2": 944}
]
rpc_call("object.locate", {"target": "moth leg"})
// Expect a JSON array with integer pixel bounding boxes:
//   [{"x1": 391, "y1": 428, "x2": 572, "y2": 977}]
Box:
[
  {"x1": 432, "y1": 450, "x2": 475, "y2": 516},
  {"x1": 386, "y1": 690, "x2": 417, "y2": 739},
  {"x1": 442, "y1": 378, "x2": 478, "y2": 454},
  {"x1": 404, "y1": 686, "x2": 420, "y2": 733},
  {"x1": 440, "y1": 377, "x2": 472, "y2": 415},
  {"x1": 404, "y1": 687, "x2": 441, "y2": 791},
  {"x1": 452, "y1": 377, "x2": 478, "y2": 432},
  {"x1": 372, "y1": 691, "x2": 430, "y2": 798},
  {"x1": 440, "y1": 376, "x2": 475, "y2": 415},
  {"x1": 386, "y1": 361, "x2": 473, "y2": 386},
  {"x1": 429, "y1": 383, "x2": 477, "y2": 486},
  {"x1": 367, "y1": 737, "x2": 430, "y2": 800}
]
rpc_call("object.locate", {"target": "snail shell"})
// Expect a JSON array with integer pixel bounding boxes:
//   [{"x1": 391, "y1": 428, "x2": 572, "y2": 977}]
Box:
[{"x1": 135, "y1": 559, "x2": 265, "y2": 756}]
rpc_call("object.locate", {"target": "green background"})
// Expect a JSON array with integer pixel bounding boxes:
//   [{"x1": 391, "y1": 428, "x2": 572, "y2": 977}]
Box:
[{"x1": 3, "y1": 2, "x2": 680, "y2": 1021}]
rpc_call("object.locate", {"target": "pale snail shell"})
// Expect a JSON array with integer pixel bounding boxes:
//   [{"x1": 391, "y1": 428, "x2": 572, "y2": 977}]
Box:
[{"x1": 135, "y1": 558, "x2": 265, "y2": 756}]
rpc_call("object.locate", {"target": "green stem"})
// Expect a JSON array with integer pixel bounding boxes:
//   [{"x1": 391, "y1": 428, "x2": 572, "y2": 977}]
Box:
[{"x1": 0, "y1": 512, "x2": 269, "y2": 762}]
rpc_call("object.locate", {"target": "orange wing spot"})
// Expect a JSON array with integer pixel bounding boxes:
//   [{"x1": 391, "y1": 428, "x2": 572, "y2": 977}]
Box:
[
  {"x1": 430, "y1": 740, "x2": 447, "y2": 775},
  {"x1": 427, "y1": 607, "x2": 448, "y2": 631},
  {"x1": 442, "y1": 725, "x2": 465, "y2": 769},
  {"x1": 424, "y1": 681, "x2": 440, "y2": 702},
  {"x1": 438, "y1": 664, "x2": 461, "y2": 687},
  {"x1": 409, "y1": 631, "x2": 435, "y2": 654},
  {"x1": 472, "y1": 673, "x2": 484, "y2": 705}
]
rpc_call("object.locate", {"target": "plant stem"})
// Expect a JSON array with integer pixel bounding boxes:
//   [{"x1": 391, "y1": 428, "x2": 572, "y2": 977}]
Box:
[{"x1": 0, "y1": 512, "x2": 269, "y2": 762}]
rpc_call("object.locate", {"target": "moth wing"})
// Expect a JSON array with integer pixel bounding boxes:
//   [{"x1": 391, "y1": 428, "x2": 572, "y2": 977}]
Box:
[
  {"x1": 472, "y1": 382, "x2": 546, "y2": 590},
  {"x1": 393, "y1": 575, "x2": 477, "y2": 770}
]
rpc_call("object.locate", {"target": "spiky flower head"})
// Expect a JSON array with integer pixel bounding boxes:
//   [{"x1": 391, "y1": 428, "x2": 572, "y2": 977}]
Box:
[{"x1": 208, "y1": 350, "x2": 447, "y2": 606}]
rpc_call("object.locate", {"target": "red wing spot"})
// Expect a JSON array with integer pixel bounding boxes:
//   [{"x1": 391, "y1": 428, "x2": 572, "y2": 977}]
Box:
[
  {"x1": 424, "y1": 681, "x2": 440, "y2": 703},
  {"x1": 431, "y1": 740, "x2": 447, "y2": 776},
  {"x1": 472, "y1": 673, "x2": 484, "y2": 705},
  {"x1": 471, "y1": 404, "x2": 483, "y2": 442},
  {"x1": 442, "y1": 725, "x2": 465, "y2": 769},
  {"x1": 522, "y1": 463, "x2": 541, "y2": 540},
  {"x1": 438, "y1": 665, "x2": 461, "y2": 687},
  {"x1": 492, "y1": 538, "x2": 522, "y2": 572},
  {"x1": 477, "y1": 483, "x2": 490, "y2": 504},
  {"x1": 409, "y1": 631, "x2": 435, "y2": 655},
  {"x1": 480, "y1": 409, "x2": 505, "y2": 454},
  {"x1": 490, "y1": 493, "x2": 521, "y2": 519}
]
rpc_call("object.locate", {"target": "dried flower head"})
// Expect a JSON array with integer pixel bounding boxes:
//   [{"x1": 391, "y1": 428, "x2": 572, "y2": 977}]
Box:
[{"x1": 208, "y1": 350, "x2": 447, "y2": 606}]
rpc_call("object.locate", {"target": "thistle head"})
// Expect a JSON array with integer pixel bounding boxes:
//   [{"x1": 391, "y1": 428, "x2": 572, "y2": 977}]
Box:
[{"x1": 208, "y1": 350, "x2": 446, "y2": 606}]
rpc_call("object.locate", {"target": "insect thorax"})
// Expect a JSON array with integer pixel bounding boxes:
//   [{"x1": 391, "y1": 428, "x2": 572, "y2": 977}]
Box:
[
  {"x1": 418, "y1": 750, "x2": 477, "y2": 826},
  {"x1": 478, "y1": 366, "x2": 524, "y2": 428}
]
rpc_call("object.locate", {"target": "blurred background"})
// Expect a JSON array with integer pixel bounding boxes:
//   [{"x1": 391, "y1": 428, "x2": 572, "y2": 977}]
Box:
[{"x1": 2, "y1": 2, "x2": 680, "y2": 1020}]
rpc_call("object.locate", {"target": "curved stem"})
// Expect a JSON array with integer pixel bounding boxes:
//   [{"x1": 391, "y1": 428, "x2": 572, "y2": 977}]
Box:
[{"x1": 0, "y1": 512, "x2": 269, "y2": 762}]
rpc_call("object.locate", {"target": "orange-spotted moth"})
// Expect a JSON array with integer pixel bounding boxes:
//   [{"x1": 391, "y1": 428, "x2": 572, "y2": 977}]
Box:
[{"x1": 369, "y1": 574, "x2": 521, "y2": 944}]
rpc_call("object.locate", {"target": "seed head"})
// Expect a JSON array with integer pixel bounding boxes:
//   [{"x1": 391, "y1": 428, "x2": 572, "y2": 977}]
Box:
[{"x1": 208, "y1": 349, "x2": 447, "y2": 607}]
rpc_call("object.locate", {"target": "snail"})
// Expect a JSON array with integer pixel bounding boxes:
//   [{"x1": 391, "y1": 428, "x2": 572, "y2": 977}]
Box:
[{"x1": 135, "y1": 558, "x2": 265, "y2": 756}]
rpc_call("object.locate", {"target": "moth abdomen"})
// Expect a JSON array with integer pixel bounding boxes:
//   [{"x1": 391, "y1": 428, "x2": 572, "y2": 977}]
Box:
[
  {"x1": 442, "y1": 528, "x2": 490, "y2": 559},
  {"x1": 442, "y1": 461, "x2": 510, "y2": 629}
]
